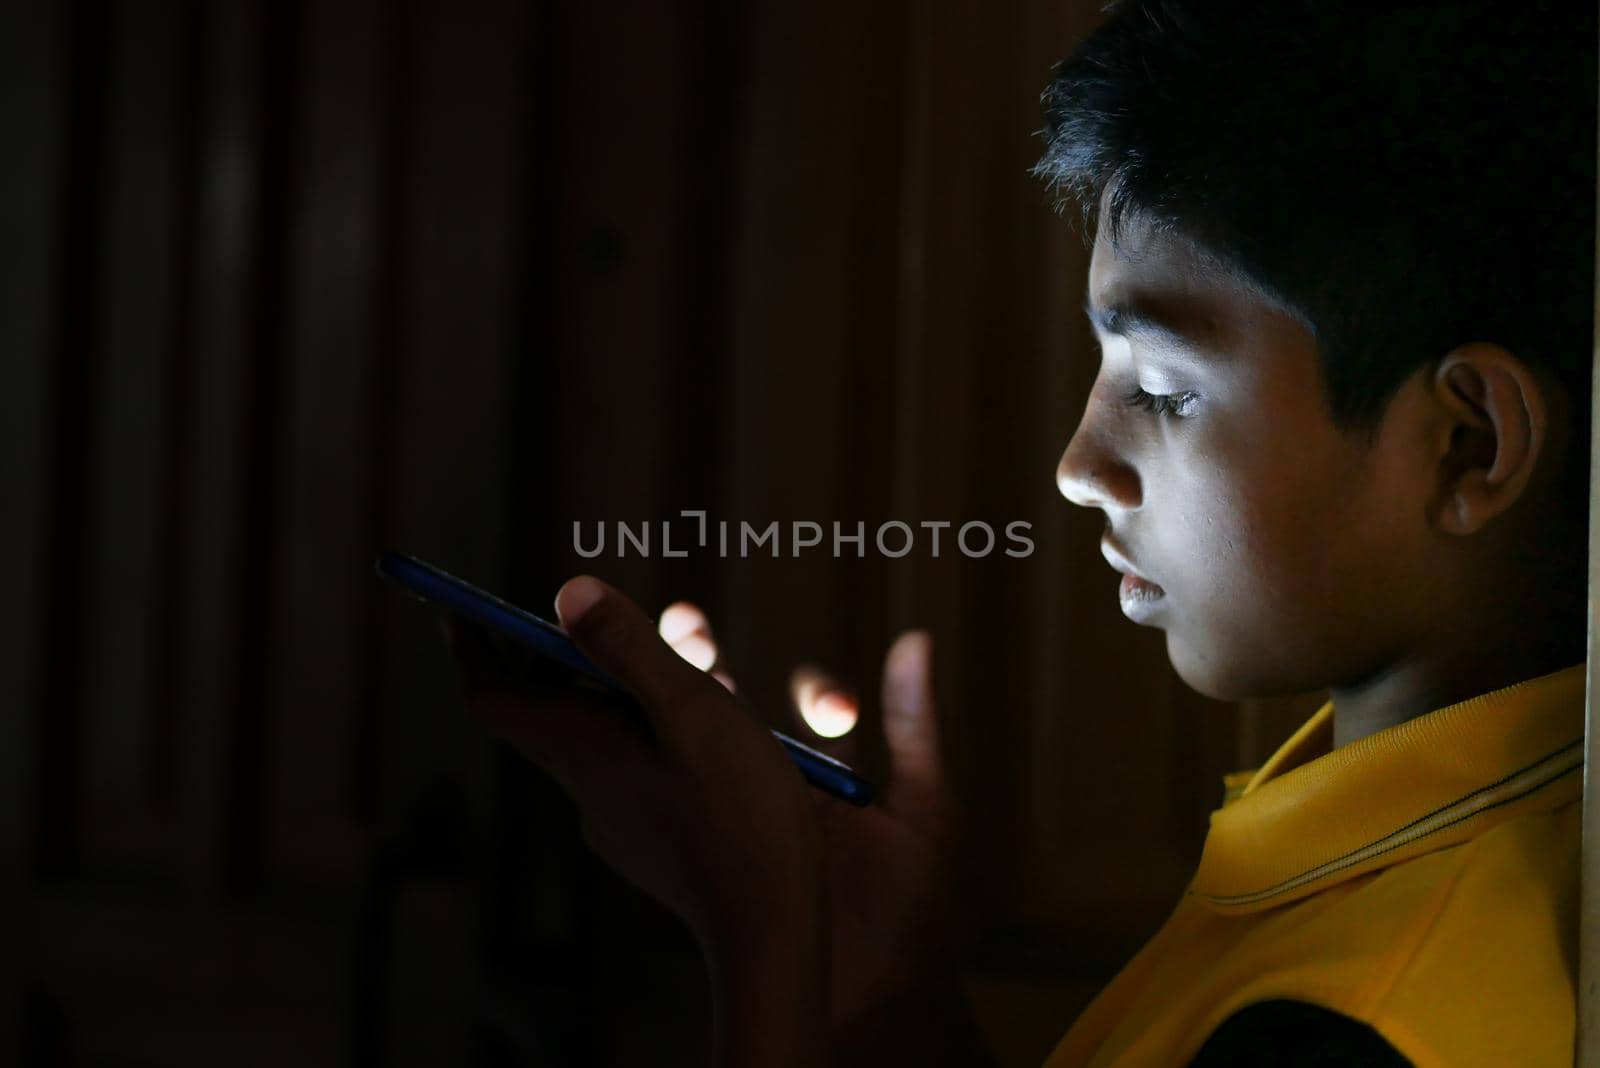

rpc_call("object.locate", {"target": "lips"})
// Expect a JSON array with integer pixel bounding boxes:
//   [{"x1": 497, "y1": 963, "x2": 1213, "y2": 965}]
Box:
[
  {"x1": 1101, "y1": 537, "x2": 1167, "y2": 623},
  {"x1": 1100, "y1": 537, "x2": 1161, "y2": 590}
]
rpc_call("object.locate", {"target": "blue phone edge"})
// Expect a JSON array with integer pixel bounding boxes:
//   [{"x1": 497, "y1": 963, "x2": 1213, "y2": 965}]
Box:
[{"x1": 374, "y1": 551, "x2": 875, "y2": 807}]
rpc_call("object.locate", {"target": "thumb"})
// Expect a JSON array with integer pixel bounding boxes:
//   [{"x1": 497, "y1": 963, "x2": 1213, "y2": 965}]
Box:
[
  {"x1": 554, "y1": 574, "x2": 723, "y2": 753},
  {"x1": 880, "y1": 629, "x2": 947, "y2": 834}
]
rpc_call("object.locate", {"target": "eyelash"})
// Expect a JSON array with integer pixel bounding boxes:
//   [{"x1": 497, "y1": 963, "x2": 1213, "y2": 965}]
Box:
[{"x1": 1121, "y1": 386, "x2": 1198, "y2": 419}]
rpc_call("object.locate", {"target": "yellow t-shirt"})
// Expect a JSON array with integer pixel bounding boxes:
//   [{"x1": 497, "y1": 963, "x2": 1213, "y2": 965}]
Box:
[{"x1": 1044, "y1": 663, "x2": 1585, "y2": 1067}]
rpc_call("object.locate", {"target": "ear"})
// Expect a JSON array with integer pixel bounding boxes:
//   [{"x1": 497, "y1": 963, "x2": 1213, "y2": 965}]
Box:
[{"x1": 1428, "y1": 342, "x2": 1547, "y2": 537}]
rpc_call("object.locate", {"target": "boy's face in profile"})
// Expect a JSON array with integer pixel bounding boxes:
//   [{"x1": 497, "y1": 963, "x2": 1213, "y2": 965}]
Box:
[{"x1": 1057, "y1": 214, "x2": 1443, "y2": 702}]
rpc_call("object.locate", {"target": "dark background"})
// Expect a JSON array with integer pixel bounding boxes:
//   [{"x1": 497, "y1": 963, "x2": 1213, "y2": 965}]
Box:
[{"x1": 2, "y1": 1, "x2": 1325, "y2": 1064}]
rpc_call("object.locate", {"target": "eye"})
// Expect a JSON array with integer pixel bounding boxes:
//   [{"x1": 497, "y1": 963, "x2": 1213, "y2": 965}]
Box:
[{"x1": 1121, "y1": 386, "x2": 1198, "y2": 419}]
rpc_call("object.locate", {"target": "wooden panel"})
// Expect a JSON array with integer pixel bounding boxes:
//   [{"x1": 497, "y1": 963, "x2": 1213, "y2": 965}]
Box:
[
  {"x1": 32, "y1": 0, "x2": 114, "y2": 887},
  {"x1": 1568, "y1": 110, "x2": 1593, "y2": 1068},
  {"x1": 271, "y1": 0, "x2": 384, "y2": 886},
  {"x1": 898, "y1": 0, "x2": 1016, "y2": 916},
  {"x1": 81, "y1": 0, "x2": 186, "y2": 875},
  {"x1": 1578, "y1": 144, "x2": 1599, "y2": 1066},
  {"x1": 0, "y1": 3, "x2": 66, "y2": 1063},
  {"x1": 374, "y1": 3, "x2": 521, "y2": 1057},
  {"x1": 170, "y1": 0, "x2": 260, "y2": 898},
  {"x1": 35, "y1": 892, "x2": 347, "y2": 1066},
  {"x1": 214, "y1": 0, "x2": 303, "y2": 897},
  {"x1": 516, "y1": 5, "x2": 717, "y2": 1060},
  {"x1": 1018, "y1": 0, "x2": 1095, "y2": 938},
  {"x1": 144, "y1": 0, "x2": 206, "y2": 832},
  {"x1": 375, "y1": 0, "x2": 519, "y2": 819},
  {"x1": 545, "y1": 0, "x2": 685, "y2": 606},
  {"x1": 715, "y1": 0, "x2": 909, "y2": 745}
]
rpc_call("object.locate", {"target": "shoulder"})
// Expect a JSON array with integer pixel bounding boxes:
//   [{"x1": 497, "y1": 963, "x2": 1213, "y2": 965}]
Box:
[
  {"x1": 1199, "y1": 804, "x2": 1578, "y2": 1066},
  {"x1": 1188, "y1": 1000, "x2": 1412, "y2": 1068},
  {"x1": 1356, "y1": 804, "x2": 1579, "y2": 1064}
]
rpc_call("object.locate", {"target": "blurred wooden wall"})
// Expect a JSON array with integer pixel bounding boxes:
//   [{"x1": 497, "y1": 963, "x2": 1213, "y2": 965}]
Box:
[{"x1": 1, "y1": 1, "x2": 1325, "y2": 1066}]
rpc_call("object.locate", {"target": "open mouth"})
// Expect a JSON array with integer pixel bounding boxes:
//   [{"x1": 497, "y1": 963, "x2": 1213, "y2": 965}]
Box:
[{"x1": 1118, "y1": 572, "x2": 1166, "y2": 622}]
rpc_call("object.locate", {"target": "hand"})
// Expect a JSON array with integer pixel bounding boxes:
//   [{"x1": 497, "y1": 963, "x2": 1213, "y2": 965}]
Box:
[
  {"x1": 657, "y1": 601, "x2": 968, "y2": 1034},
  {"x1": 447, "y1": 575, "x2": 830, "y2": 1066}
]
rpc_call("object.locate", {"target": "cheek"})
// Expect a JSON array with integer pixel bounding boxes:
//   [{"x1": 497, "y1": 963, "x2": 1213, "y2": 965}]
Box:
[
  {"x1": 1153, "y1": 427, "x2": 1359, "y2": 659},
  {"x1": 1157, "y1": 497, "x2": 1327, "y2": 697}
]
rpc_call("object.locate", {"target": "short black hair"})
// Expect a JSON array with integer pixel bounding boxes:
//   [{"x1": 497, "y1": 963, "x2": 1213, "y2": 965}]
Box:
[{"x1": 1036, "y1": 0, "x2": 1595, "y2": 454}]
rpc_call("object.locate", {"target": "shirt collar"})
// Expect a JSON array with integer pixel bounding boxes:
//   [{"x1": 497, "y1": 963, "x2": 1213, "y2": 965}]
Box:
[{"x1": 1189, "y1": 663, "x2": 1586, "y2": 914}]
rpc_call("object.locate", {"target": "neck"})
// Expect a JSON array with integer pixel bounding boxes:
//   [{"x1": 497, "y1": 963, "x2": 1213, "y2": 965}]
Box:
[
  {"x1": 1330, "y1": 512, "x2": 1589, "y2": 749},
  {"x1": 1329, "y1": 623, "x2": 1585, "y2": 750}
]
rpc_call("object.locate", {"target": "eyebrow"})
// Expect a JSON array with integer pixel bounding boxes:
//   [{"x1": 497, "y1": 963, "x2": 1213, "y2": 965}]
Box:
[{"x1": 1083, "y1": 296, "x2": 1219, "y2": 353}]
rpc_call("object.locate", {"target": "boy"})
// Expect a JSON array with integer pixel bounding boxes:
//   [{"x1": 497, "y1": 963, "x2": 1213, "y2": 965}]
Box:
[
  {"x1": 1034, "y1": 2, "x2": 1591, "y2": 1061},
  {"x1": 450, "y1": 0, "x2": 1595, "y2": 1064}
]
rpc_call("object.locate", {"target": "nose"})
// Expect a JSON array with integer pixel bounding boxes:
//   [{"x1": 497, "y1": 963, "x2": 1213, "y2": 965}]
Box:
[{"x1": 1056, "y1": 397, "x2": 1141, "y2": 512}]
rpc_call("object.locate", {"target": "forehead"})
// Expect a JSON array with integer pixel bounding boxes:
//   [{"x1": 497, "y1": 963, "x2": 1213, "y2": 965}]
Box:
[
  {"x1": 1088, "y1": 214, "x2": 1219, "y2": 297},
  {"x1": 1086, "y1": 214, "x2": 1310, "y2": 359}
]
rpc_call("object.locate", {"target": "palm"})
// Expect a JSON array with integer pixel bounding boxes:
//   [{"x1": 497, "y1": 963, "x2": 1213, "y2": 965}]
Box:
[
  {"x1": 815, "y1": 792, "x2": 953, "y2": 1024},
  {"x1": 656, "y1": 604, "x2": 961, "y2": 1030}
]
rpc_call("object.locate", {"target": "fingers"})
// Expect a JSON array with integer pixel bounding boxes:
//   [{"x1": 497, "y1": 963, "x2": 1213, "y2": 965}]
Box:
[
  {"x1": 470, "y1": 687, "x2": 657, "y2": 806},
  {"x1": 444, "y1": 614, "x2": 658, "y2": 806},
  {"x1": 555, "y1": 575, "x2": 729, "y2": 750},
  {"x1": 443, "y1": 613, "x2": 568, "y2": 696},
  {"x1": 790, "y1": 664, "x2": 859, "y2": 738},
  {"x1": 880, "y1": 629, "x2": 947, "y2": 832},
  {"x1": 790, "y1": 662, "x2": 862, "y2": 774},
  {"x1": 658, "y1": 600, "x2": 737, "y2": 693}
]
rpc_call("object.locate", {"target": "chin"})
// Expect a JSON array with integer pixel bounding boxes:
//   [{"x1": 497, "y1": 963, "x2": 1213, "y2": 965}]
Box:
[
  {"x1": 1164, "y1": 632, "x2": 1255, "y2": 702},
  {"x1": 1166, "y1": 629, "x2": 1324, "y2": 704}
]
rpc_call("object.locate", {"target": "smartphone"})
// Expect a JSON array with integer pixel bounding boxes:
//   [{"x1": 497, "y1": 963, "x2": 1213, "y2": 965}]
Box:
[{"x1": 376, "y1": 552, "x2": 874, "y2": 806}]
